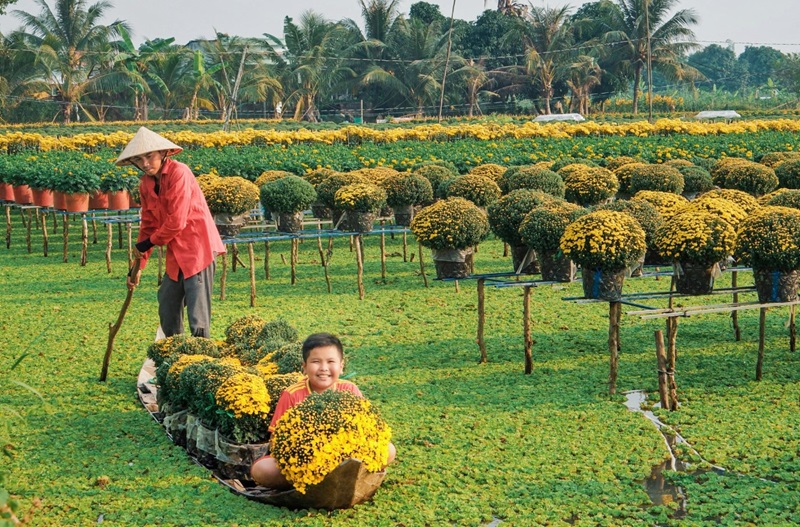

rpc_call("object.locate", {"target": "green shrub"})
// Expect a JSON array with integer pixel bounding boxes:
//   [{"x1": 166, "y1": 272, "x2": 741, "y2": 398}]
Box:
[
  {"x1": 381, "y1": 173, "x2": 433, "y2": 207},
  {"x1": 561, "y1": 165, "x2": 619, "y2": 206},
  {"x1": 775, "y1": 160, "x2": 800, "y2": 189},
  {"x1": 315, "y1": 173, "x2": 367, "y2": 208},
  {"x1": 765, "y1": 189, "x2": 800, "y2": 209},
  {"x1": 413, "y1": 164, "x2": 458, "y2": 191},
  {"x1": 446, "y1": 174, "x2": 502, "y2": 207},
  {"x1": 604, "y1": 156, "x2": 644, "y2": 171},
  {"x1": 595, "y1": 199, "x2": 663, "y2": 250},
  {"x1": 225, "y1": 314, "x2": 267, "y2": 353},
  {"x1": 273, "y1": 342, "x2": 304, "y2": 374},
  {"x1": 487, "y1": 189, "x2": 559, "y2": 246},
  {"x1": 518, "y1": 202, "x2": 585, "y2": 252},
  {"x1": 501, "y1": 166, "x2": 565, "y2": 198},
  {"x1": 712, "y1": 159, "x2": 778, "y2": 197},
  {"x1": 550, "y1": 157, "x2": 598, "y2": 172},
  {"x1": 677, "y1": 165, "x2": 715, "y2": 194},
  {"x1": 411, "y1": 197, "x2": 490, "y2": 250},
  {"x1": 259, "y1": 175, "x2": 317, "y2": 213},
  {"x1": 628, "y1": 164, "x2": 685, "y2": 194}
]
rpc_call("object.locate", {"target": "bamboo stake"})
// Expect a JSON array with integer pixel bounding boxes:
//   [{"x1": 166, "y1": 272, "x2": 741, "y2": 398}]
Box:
[
  {"x1": 477, "y1": 278, "x2": 487, "y2": 364},
  {"x1": 380, "y1": 225, "x2": 387, "y2": 283},
  {"x1": 232, "y1": 243, "x2": 239, "y2": 272},
  {"x1": 42, "y1": 209, "x2": 49, "y2": 257},
  {"x1": 731, "y1": 270, "x2": 741, "y2": 341},
  {"x1": 52, "y1": 211, "x2": 57, "y2": 237},
  {"x1": 666, "y1": 317, "x2": 679, "y2": 409},
  {"x1": 608, "y1": 302, "x2": 621, "y2": 395},
  {"x1": 291, "y1": 238, "x2": 297, "y2": 285},
  {"x1": 25, "y1": 209, "x2": 32, "y2": 254},
  {"x1": 105, "y1": 223, "x2": 113, "y2": 273},
  {"x1": 523, "y1": 285, "x2": 533, "y2": 374},
  {"x1": 62, "y1": 215, "x2": 68, "y2": 263},
  {"x1": 220, "y1": 253, "x2": 227, "y2": 301},
  {"x1": 327, "y1": 238, "x2": 334, "y2": 264},
  {"x1": 80, "y1": 214, "x2": 88, "y2": 266},
  {"x1": 418, "y1": 243, "x2": 428, "y2": 288},
  {"x1": 126, "y1": 223, "x2": 133, "y2": 266},
  {"x1": 654, "y1": 330, "x2": 670, "y2": 410},
  {"x1": 757, "y1": 307, "x2": 766, "y2": 381},
  {"x1": 402, "y1": 231, "x2": 408, "y2": 262},
  {"x1": 5, "y1": 205, "x2": 11, "y2": 249},
  {"x1": 264, "y1": 241, "x2": 270, "y2": 279},
  {"x1": 248, "y1": 242, "x2": 256, "y2": 307},
  {"x1": 317, "y1": 236, "x2": 332, "y2": 293},
  {"x1": 791, "y1": 305, "x2": 796, "y2": 353},
  {"x1": 118, "y1": 222, "x2": 123, "y2": 249},
  {"x1": 503, "y1": 242, "x2": 509, "y2": 257},
  {"x1": 355, "y1": 234, "x2": 365, "y2": 300}
]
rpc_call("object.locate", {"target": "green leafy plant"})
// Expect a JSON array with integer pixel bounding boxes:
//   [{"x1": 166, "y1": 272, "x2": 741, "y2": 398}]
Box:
[
  {"x1": 203, "y1": 176, "x2": 260, "y2": 215},
  {"x1": 381, "y1": 173, "x2": 433, "y2": 207},
  {"x1": 259, "y1": 175, "x2": 317, "y2": 213},
  {"x1": 627, "y1": 164, "x2": 685, "y2": 194},
  {"x1": 500, "y1": 166, "x2": 565, "y2": 198},
  {"x1": 315, "y1": 172, "x2": 367, "y2": 208},
  {"x1": 596, "y1": 199, "x2": 663, "y2": 251},
  {"x1": 677, "y1": 165, "x2": 715, "y2": 194},
  {"x1": 487, "y1": 189, "x2": 559, "y2": 246},
  {"x1": 334, "y1": 183, "x2": 387, "y2": 212},
  {"x1": 774, "y1": 159, "x2": 800, "y2": 189},
  {"x1": 411, "y1": 197, "x2": 490, "y2": 250},
  {"x1": 519, "y1": 202, "x2": 586, "y2": 252},
  {"x1": 445, "y1": 174, "x2": 501, "y2": 207},
  {"x1": 711, "y1": 159, "x2": 778, "y2": 196},
  {"x1": 735, "y1": 206, "x2": 800, "y2": 271}
]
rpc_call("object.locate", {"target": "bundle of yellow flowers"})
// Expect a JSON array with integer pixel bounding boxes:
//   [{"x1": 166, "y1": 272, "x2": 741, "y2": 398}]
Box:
[
  {"x1": 203, "y1": 176, "x2": 260, "y2": 215},
  {"x1": 254, "y1": 170, "x2": 293, "y2": 188},
  {"x1": 214, "y1": 372, "x2": 272, "y2": 443},
  {"x1": 333, "y1": 182, "x2": 387, "y2": 212},
  {"x1": 271, "y1": 390, "x2": 392, "y2": 493},
  {"x1": 696, "y1": 188, "x2": 760, "y2": 214},
  {"x1": 469, "y1": 163, "x2": 507, "y2": 181},
  {"x1": 196, "y1": 173, "x2": 221, "y2": 195},
  {"x1": 653, "y1": 210, "x2": 736, "y2": 264},
  {"x1": 632, "y1": 190, "x2": 689, "y2": 220},
  {"x1": 560, "y1": 210, "x2": 646, "y2": 271},
  {"x1": 411, "y1": 197, "x2": 490, "y2": 250},
  {"x1": 735, "y1": 206, "x2": 800, "y2": 272},
  {"x1": 350, "y1": 167, "x2": 400, "y2": 184},
  {"x1": 685, "y1": 197, "x2": 748, "y2": 230}
]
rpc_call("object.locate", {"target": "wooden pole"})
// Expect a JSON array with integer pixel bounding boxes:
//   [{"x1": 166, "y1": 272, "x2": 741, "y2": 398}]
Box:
[
  {"x1": 99, "y1": 258, "x2": 141, "y2": 381},
  {"x1": 248, "y1": 242, "x2": 256, "y2": 307},
  {"x1": 91, "y1": 218, "x2": 98, "y2": 245},
  {"x1": 291, "y1": 238, "x2": 297, "y2": 285},
  {"x1": 608, "y1": 302, "x2": 621, "y2": 395},
  {"x1": 757, "y1": 307, "x2": 767, "y2": 381},
  {"x1": 503, "y1": 242, "x2": 509, "y2": 258},
  {"x1": 105, "y1": 223, "x2": 112, "y2": 273},
  {"x1": 790, "y1": 304, "x2": 796, "y2": 353},
  {"x1": 402, "y1": 231, "x2": 408, "y2": 262},
  {"x1": 117, "y1": 222, "x2": 123, "y2": 249},
  {"x1": 355, "y1": 234, "x2": 365, "y2": 300},
  {"x1": 80, "y1": 214, "x2": 88, "y2": 266},
  {"x1": 731, "y1": 270, "x2": 741, "y2": 341},
  {"x1": 220, "y1": 253, "x2": 227, "y2": 301},
  {"x1": 654, "y1": 330, "x2": 670, "y2": 410},
  {"x1": 42, "y1": 209, "x2": 49, "y2": 257},
  {"x1": 317, "y1": 236, "x2": 332, "y2": 293},
  {"x1": 418, "y1": 244, "x2": 428, "y2": 288},
  {"x1": 126, "y1": 223, "x2": 133, "y2": 267},
  {"x1": 264, "y1": 241, "x2": 270, "y2": 279},
  {"x1": 666, "y1": 317, "x2": 679, "y2": 410},
  {"x1": 62, "y1": 215, "x2": 68, "y2": 263},
  {"x1": 4, "y1": 205, "x2": 10, "y2": 249},
  {"x1": 477, "y1": 278, "x2": 487, "y2": 364},
  {"x1": 232, "y1": 243, "x2": 239, "y2": 272},
  {"x1": 380, "y1": 226, "x2": 387, "y2": 283},
  {"x1": 523, "y1": 285, "x2": 533, "y2": 374},
  {"x1": 25, "y1": 209, "x2": 32, "y2": 254}
]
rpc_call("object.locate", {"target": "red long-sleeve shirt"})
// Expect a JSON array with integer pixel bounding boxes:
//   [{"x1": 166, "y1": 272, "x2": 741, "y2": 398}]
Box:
[{"x1": 137, "y1": 158, "x2": 225, "y2": 280}]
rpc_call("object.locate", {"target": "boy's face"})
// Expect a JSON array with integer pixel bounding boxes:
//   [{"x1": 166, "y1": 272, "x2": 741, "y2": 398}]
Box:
[
  {"x1": 130, "y1": 150, "x2": 166, "y2": 177},
  {"x1": 302, "y1": 344, "x2": 344, "y2": 393}
]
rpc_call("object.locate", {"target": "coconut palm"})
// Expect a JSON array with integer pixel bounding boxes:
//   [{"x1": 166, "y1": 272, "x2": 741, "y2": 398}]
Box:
[
  {"x1": 450, "y1": 57, "x2": 496, "y2": 117},
  {"x1": 0, "y1": 30, "x2": 49, "y2": 119},
  {"x1": 264, "y1": 12, "x2": 352, "y2": 122},
  {"x1": 13, "y1": 0, "x2": 127, "y2": 123},
  {"x1": 503, "y1": 5, "x2": 574, "y2": 114},
  {"x1": 597, "y1": 0, "x2": 699, "y2": 114},
  {"x1": 566, "y1": 55, "x2": 602, "y2": 115}
]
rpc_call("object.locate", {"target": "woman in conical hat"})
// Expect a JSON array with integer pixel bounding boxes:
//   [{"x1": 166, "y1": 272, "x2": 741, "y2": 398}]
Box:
[{"x1": 120, "y1": 127, "x2": 225, "y2": 338}]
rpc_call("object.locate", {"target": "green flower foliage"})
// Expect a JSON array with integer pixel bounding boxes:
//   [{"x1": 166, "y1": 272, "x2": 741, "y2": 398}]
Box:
[
  {"x1": 381, "y1": 173, "x2": 433, "y2": 207},
  {"x1": 315, "y1": 172, "x2": 367, "y2": 208},
  {"x1": 613, "y1": 162, "x2": 649, "y2": 194},
  {"x1": 256, "y1": 319, "x2": 299, "y2": 348},
  {"x1": 487, "y1": 189, "x2": 559, "y2": 246},
  {"x1": 662, "y1": 159, "x2": 695, "y2": 168},
  {"x1": 254, "y1": 170, "x2": 294, "y2": 187},
  {"x1": 711, "y1": 159, "x2": 778, "y2": 197},
  {"x1": 628, "y1": 164, "x2": 685, "y2": 195},
  {"x1": 176, "y1": 357, "x2": 245, "y2": 426},
  {"x1": 596, "y1": 199, "x2": 663, "y2": 250},
  {"x1": 550, "y1": 157, "x2": 598, "y2": 172},
  {"x1": 758, "y1": 151, "x2": 800, "y2": 167},
  {"x1": 678, "y1": 165, "x2": 715, "y2": 194},
  {"x1": 413, "y1": 164, "x2": 458, "y2": 191},
  {"x1": 765, "y1": 189, "x2": 800, "y2": 209},
  {"x1": 225, "y1": 314, "x2": 267, "y2": 353},
  {"x1": 274, "y1": 342, "x2": 304, "y2": 374},
  {"x1": 445, "y1": 174, "x2": 501, "y2": 207},
  {"x1": 259, "y1": 175, "x2": 317, "y2": 213},
  {"x1": 468, "y1": 163, "x2": 507, "y2": 181},
  {"x1": 560, "y1": 210, "x2": 646, "y2": 270},
  {"x1": 501, "y1": 166, "x2": 565, "y2": 198},
  {"x1": 774, "y1": 159, "x2": 800, "y2": 189},
  {"x1": 519, "y1": 202, "x2": 585, "y2": 252},
  {"x1": 303, "y1": 168, "x2": 340, "y2": 187},
  {"x1": 604, "y1": 155, "x2": 645, "y2": 171},
  {"x1": 411, "y1": 197, "x2": 489, "y2": 250},
  {"x1": 203, "y1": 176, "x2": 260, "y2": 215},
  {"x1": 334, "y1": 183, "x2": 387, "y2": 212},
  {"x1": 735, "y1": 206, "x2": 800, "y2": 271}
]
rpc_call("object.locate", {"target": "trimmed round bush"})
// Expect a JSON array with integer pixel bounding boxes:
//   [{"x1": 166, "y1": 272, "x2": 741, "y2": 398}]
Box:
[
  {"x1": 632, "y1": 190, "x2": 689, "y2": 221},
  {"x1": 561, "y1": 165, "x2": 619, "y2": 206},
  {"x1": 518, "y1": 202, "x2": 585, "y2": 252},
  {"x1": 696, "y1": 188, "x2": 760, "y2": 214},
  {"x1": 663, "y1": 159, "x2": 695, "y2": 168},
  {"x1": 315, "y1": 172, "x2": 367, "y2": 208},
  {"x1": 411, "y1": 197, "x2": 490, "y2": 250},
  {"x1": 381, "y1": 173, "x2": 433, "y2": 207},
  {"x1": 758, "y1": 151, "x2": 800, "y2": 168},
  {"x1": 628, "y1": 164, "x2": 685, "y2": 195},
  {"x1": 259, "y1": 175, "x2": 317, "y2": 213},
  {"x1": 596, "y1": 199, "x2": 663, "y2": 250},
  {"x1": 446, "y1": 174, "x2": 502, "y2": 207},
  {"x1": 469, "y1": 163, "x2": 507, "y2": 181},
  {"x1": 711, "y1": 159, "x2": 778, "y2": 197},
  {"x1": 613, "y1": 162, "x2": 649, "y2": 194},
  {"x1": 304, "y1": 168, "x2": 339, "y2": 187},
  {"x1": 550, "y1": 157, "x2": 598, "y2": 172},
  {"x1": 487, "y1": 189, "x2": 560, "y2": 246},
  {"x1": 605, "y1": 156, "x2": 645, "y2": 172},
  {"x1": 677, "y1": 165, "x2": 715, "y2": 195},
  {"x1": 501, "y1": 166, "x2": 565, "y2": 198},
  {"x1": 255, "y1": 170, "x2": 293, "y2": 187},
  {"x1": 413, "y1": 164, "x2": 458, "y2": 191},
  {"x1": 775, "y1": 159, "x2": 800, "y2": 189},
  {"x1": 765, "y1": 189, "x2": 800, "y2": 210}
]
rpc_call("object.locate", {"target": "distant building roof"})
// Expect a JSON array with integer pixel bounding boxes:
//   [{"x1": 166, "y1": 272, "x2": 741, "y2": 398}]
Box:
[
  {"x1": 694, "y1": 110, "x2": 741, "y2": 120},
  {"x1": 533, "y1": 113, "x2": 585, "y2": 122}
]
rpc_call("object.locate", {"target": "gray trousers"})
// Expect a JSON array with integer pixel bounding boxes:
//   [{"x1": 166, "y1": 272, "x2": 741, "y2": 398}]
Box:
[{"x1": 158, "y1": 261, "x2": 215, "y2": 338}]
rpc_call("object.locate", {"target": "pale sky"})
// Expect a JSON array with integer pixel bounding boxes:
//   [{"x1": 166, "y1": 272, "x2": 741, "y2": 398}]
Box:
[{"x1": 1, "y1": 0, "x2": 799, "y2": 54}]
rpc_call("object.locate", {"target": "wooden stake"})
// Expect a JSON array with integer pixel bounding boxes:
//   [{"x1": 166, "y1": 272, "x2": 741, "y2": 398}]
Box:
[
  {"x1": 5, "y1": 205, "x2": 11, "y2": 249},
  {"x1": 80, "y1": 214, "x2": 88, "y2": 266},
  {"x1": 99, "y1": 258, "x2": 141, "y2": 381},
  {"x1": 402, "y1": 231, "x2": 408, "y2": 262},
  {"x1": 317, "y1": 236, "x2": 332, "y2": 293},
  {"x1": 105, "y1": 223, "x2": 112, "y2": 273},
  {"x1": 291, "y1": 238, "x2": 297, "y2": 285},
  {"x1": 523, "y1": 285, "x2": 533, "y2": 374},
  {"x1": 654, "y1": 330, "x2": 670, "y2": 410},
  {"x1": 232, "y1": 243, "x2": 239, "y2": 272},
  {"x1": 503, "y1": 242, "x2": 509, "y2": 257},
  {"x1": 220, "y1": 253, "x2": 227, "y2": 301},
  {"x1": 117, "y1": 222, "x2": 123, "y2": 249},
  {"x1": 418, "y1": 244, "x2": 428, "y2": 288},
  {"x1": 355, "y1": 234, "x2": 365, "y2": 300},
  {"x1": 731, "y1": 270, "x2": 741, "y2": 341},
  {"x1": 757, "y1": 307, "x2": 766, "y2": 381},
  {"x1": 790, "y1": 304, "x2": 796, "y2": 353},
  {"x1": 62, "y1": 215, "x2": 68, "y2": 263},
  {"x1": 42, "y1": 209, "x2": 49, "y2": 257},
  {"x1": 608, "y1": 301, "x2": 621, "y2": 395},
  {"x1": 380, "y1": 227, "x2": 387, "y2": 283},
  {"x1": 264, "y1": 241, "x2": 270, "y2": 280},
  {"x1": 666, "y1": 317, "x2": 679, "y2": 409},
  {"x1": 248, "y1": 242, "x2": 256, "y2": 307},
  {"x1": 477, "y1": 278, "x2": 487, "y2": 364},
  {"x1": 91, "y1": 218, "x2": 98, "y2": 245},
  {"x1": 25, "y1": 209, "x2": 32, "y2": 254}
]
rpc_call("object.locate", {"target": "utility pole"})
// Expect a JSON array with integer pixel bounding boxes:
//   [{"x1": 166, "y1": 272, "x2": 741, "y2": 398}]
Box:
[
  {"x1": 438, "y1": 0, "x2": 457, "y2": 122},
  {"x1": 645, "y1": 0, "x2": 654, "y2": 123}
]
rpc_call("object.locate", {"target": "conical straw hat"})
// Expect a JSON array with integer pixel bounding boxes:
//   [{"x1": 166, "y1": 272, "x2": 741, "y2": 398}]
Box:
[{"x1": 115, "y1": 126, "x2": 183, "y2": 166}]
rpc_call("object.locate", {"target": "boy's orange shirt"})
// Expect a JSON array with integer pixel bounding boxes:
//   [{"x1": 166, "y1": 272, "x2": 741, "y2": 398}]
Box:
[{"x1": 268, "y1": 378, "x2": 362, "y2": 433}]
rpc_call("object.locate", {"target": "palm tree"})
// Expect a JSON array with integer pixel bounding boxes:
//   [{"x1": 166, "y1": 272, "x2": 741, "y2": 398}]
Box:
[
  {"x1": 450, "y1": 57, "x2": 495, "y2": 117},
  {"x1": 485, "y1": 0, "x2": 527, "y2": 17},
  {"x1": 597, "y1": 0, "x2": 699, "y2": 114},
  {"x1": 13, "y1": 0, "x2": 127, "y2": 123},
  {"x1": 0, "y1": 30, "x2": 50, "y2": 120},
  {"x1": 504, "y1": 5, "x2": 574, "y2": 114},
  {"x1": 566, "y1": 55, "x2": 602, "y2": 115},
  {"x1": 264, "y1": 12, "x2": 352, "y2": 122}
]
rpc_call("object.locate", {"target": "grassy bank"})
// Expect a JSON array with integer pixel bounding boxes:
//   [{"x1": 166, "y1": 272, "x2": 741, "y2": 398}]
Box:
[{"x1": 1, "y1": 212, "x2": 799, "y2": 526}]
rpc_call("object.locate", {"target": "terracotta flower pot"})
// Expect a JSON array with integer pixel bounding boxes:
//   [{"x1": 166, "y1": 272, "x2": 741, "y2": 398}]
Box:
[
  {"x1": 89, "y1": 190, "x2": 109, "y2": 210},
  {"x1": 64, "y1": 192, "x2": 90, "y2": 213},
  {"x1": 32, "y1": 188, "x2": 54, "y2": 208},
  {"x1": 53, "y1": 191, "x2": 67, "y2": 211},
  {"x1": 0, "y1": 182, "x2": 14, "y2": 202},
  {"x1": 12, "y1": 185, "x2": 34, "y2": 205},
  {"x1": 108, "y1": 191, "x2": 130, "y2": 210},
  {"x1": 126, "y1": 190, "x2": 140, "y2": 208}
]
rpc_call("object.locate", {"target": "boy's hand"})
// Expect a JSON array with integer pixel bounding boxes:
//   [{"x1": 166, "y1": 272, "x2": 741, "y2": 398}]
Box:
[{"x1": 127, "y1": 269, "x2": 141, "y2": 291}]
